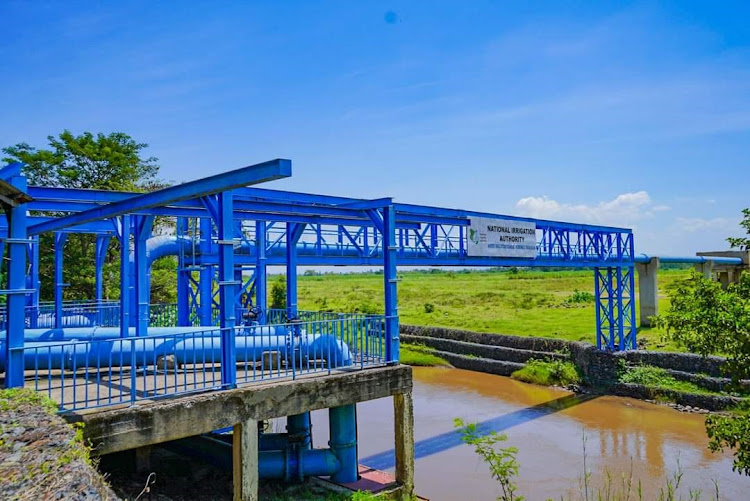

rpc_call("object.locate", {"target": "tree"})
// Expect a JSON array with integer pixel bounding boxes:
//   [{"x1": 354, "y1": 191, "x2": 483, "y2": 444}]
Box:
[
  {"x1": 657, "y1": 208, "x2": 750, "y2": 475},
  {"x1": 727, "y1": 208, "x2": 750, "y2": 250},
  {"x1": 2, "y1": 131, "x2": 169, "y2": 302},
  {"x1": 3, "y1": 130, "x2": 158, "y2": 191}
]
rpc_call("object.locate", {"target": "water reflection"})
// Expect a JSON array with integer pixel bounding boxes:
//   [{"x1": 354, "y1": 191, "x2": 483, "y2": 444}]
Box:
[{"x1": 311, "y1": 367, "x2": 750, "y2": 500}]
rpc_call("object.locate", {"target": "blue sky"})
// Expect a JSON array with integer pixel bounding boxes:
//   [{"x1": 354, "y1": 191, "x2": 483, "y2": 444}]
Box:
[{"x1": 1, "y1": 1, "x2": 748, "y2": 255}]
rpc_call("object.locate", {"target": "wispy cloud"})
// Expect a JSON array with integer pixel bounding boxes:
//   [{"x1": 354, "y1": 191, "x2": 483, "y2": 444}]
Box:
[
  {"x1": 672, "y1": 217, "x2": 737, "y2": 234},
  {"x1": 515, "y1": 191, "x2": 656, "y2": 227}
]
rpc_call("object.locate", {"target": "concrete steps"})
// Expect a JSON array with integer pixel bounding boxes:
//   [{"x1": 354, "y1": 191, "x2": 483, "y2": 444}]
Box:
[{"x1": 401, "y1": 334, "x2": 564, "y2": 365}]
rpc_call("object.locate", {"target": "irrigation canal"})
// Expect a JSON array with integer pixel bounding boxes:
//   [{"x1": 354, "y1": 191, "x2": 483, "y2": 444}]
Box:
[{"x1": 307, "y1": 367, "x2": 750, "y2": 500}]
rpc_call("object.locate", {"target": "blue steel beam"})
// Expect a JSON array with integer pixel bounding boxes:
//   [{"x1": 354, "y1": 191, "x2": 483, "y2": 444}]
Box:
[
  {"x1": 28, "y1": 159, "x2": 292, "y2": 235},
  {"x1": 0, "y1": 162, "x2": 22, "y2": 182},
  {"x1": 3, "y1": 171, "x2": 29, "y2": 388},
  {"x1": 119, "y1": 215, "x2": 131, "y2": 338},
  {"x1": 216, "y1": 192, "x2": 237, "y2": 388}
]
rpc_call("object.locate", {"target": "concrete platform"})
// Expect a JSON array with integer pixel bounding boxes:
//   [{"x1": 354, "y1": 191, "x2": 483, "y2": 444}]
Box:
[
  {"x1": 62, "y1": 365, "x2": 412, "y2": 455},
  {"x1": 312, "y1": 465, "x2": 428, "y2": 500}
]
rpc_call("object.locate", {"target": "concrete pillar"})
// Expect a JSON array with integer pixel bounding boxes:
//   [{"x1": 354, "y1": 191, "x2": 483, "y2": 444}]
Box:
[
  {"x1": 233, "y1": 419, "x2": 259, "y2": 501},
  {"x1": 134, "y1": 445, "x2": 152, "y2": 473},
  {"x1": 635, "y1": 257, "x2": 659, "y2": 327},
  {"x1": 718, "y1": 270, "x2": 731, "y2": 289},
  {"x1": 394, "y1": 392, "x2": 415, "y2": 500},
  {"x1": 694, "y1": 261, "x2": 713, "y2": 280}
]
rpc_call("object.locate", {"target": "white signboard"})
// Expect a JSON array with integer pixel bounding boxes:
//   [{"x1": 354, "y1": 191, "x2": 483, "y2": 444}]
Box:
[{"x1": 467, "y1": 217, "x2": 537, "y2": 258}]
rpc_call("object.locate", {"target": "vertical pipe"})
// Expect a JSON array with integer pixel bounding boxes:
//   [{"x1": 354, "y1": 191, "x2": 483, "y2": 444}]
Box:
[
  {"x1": 119, "y1": 215, "x2": 131, "y2": 338},
  {"x1": 329, "y1": 404, "x2": 358, "y2": 483},
  {"x1": 4, "y1": 173, "x2": 28, "y2": 388},
  {"x1": 176, "y1": 218, "x2": 190, "y2": 326},
  {"x1": 287, "y1": 413, "x2": 312, "y2": 450},
  {"x1": 382, "y1": 205, "x2": 399, "y2": 363},
  {"x1": 199, "y1": 217, "x2": 213, "y2": 325},
  {"x1": 217, "y1": 192, "x2": 237, "y2": 388},
  {"x1": 255, "y1": 221, "x2": 267, "y2": 323},
  {"x1": 54, "y1": 232, "x2": 67, "y2": 329}
]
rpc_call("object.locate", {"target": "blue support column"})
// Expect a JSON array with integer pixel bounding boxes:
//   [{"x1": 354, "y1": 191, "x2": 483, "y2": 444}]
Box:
[
  {"x1": 382, "y1": 205, "x2": 399, "y2": 363},
  {"x1": 4, "y1": 173, "x2": 28, "y2": 388},
  {"x1": 285, "y1": 223, "x2": 306, "y2": 320},
  {"x1": 329, "y1": 404, "x2": 358, "y2": 483},
  {"x1": 627, "y1": 265, "x2": 637, "y2": 349},
  {"x1": 176, "y1": 218, "x2": 190, "y2": 326},
  {"x1": 29, "y1": 237, "x2": 39, "y2": 328},
  {"x1": 95, "y1": 235, "x2": 111, "y2": 305},
  {"x1": 216, "y1": 192, "x2": 237, "y2": 388},
  {"x1": 199, "y1": 217, "x2": 213, "y2": 325},
  {"x1": 119, "y1": 215, "x2": 131, "y2": 338},
  {"x1": 134, "y1": 215, "x2": 154, "y2": 336},
  {"x1": 54, "y1": 232, "x2": 67, "y2": 329},
  {"x1": 255, "y1": 221, "x2": 267, "y2": 322},
  {"x1": 616, "y1": 266, "x2": 625, "y2": 352},
  {"x1": 594, "y1": 267, "x2": 602, "y2": 350}
]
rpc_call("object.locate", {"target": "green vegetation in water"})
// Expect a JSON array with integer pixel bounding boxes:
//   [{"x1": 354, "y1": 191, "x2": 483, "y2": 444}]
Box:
[
  {"x1": 455, "y1": 419, "x2": 722, "y2": 501},
  {"x1": 454, "y1": 418, "x2": 523, "y2": 501},
  {"x1": 511, "y1": 358, "x2": 581, "y2": 387},
  {"x1": 400, "y1": 343, "x2": 451, "y2": 367},
  {"x1": 618, "y1": 365, "x2": 716, "y2": 395}
]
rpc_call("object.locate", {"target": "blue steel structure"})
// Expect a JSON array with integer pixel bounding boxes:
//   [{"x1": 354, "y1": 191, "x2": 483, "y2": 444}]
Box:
[
  {"x1": 0, "y1": 157, "x2": 643, "y2": 395},
  {"x1": 0, "y1": 158, "x2": 646, "y2": 485}
]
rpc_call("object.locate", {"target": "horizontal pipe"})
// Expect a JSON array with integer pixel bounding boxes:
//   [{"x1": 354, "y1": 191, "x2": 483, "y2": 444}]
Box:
[
  {"x1": 161, "y1": 435, "x2": 340, "y2": 479},
  {"x1": 0, "y1": 329, "x2": 352, "y2": 371},
  {"x1": 635, "y1": 254, "x2": 744, "y2": 265}
]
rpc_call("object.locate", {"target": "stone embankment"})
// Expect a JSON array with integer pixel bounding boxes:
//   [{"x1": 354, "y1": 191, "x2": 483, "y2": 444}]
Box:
[
  {"x1": 401, "y1": 324, "x2": 745, "y2": 412},
  {"x1": 0, "y1": 389, "x2": 119, "y2": 501}
]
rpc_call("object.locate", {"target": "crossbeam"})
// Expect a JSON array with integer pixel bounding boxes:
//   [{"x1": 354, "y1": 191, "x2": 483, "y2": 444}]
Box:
[{"x1": 28, "y1": 159, "x2": 292, "y2": 235}]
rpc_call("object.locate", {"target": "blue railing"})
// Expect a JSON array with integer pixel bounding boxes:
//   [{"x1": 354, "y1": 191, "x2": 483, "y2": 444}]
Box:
[
  {"x1": 20, "y1": 314, "x2": 387, "y2": 412},
  {"x1": 0, "y1": 302, "x2": 183, "y2": 330}
]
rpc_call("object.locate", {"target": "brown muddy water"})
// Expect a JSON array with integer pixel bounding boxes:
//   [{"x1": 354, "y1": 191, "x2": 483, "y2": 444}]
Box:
[{"x1": 310, "y1": 367, "x2": 750, "y2": 501}]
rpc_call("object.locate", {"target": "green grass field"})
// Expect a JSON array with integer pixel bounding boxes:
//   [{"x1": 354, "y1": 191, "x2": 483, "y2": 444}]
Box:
[{"x1": 289, "y1": 268, "x2": 692, "y2": 351}]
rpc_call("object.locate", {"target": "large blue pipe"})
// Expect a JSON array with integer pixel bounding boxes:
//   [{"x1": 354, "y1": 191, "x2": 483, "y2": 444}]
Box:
[
  {"x1": 162, "y1": 434, "x2": 342, "y2": 480},
  {"x1": 634, "y1": 253, "x2": 744, "y2": 265},
  {"x1": 0, "y1": 327, "x2": 352, "y2": 371},
  {"x1": 329, "y1": 404, "x2": 358, "y2": 483}
]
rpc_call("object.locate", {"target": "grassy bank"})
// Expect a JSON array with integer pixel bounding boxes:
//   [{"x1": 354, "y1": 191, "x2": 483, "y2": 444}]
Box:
[
  {"x1": 400, "y1": 343, "x2": 452, "y2": 367},
  {"x1": 292, "y1": 268, "x2": 690, "y2": 351}
]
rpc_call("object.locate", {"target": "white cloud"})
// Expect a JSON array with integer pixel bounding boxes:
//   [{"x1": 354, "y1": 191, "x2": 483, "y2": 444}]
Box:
[
  {"x1": 672, "y1": 217, "x2": 735, "y2": 234},
  {"x1": 515, "y1": 191, "x2": 654, "y2": 227}
]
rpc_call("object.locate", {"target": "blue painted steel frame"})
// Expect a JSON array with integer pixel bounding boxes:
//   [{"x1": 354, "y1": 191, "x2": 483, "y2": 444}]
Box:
[
  {"x1": 3, "y1": 154, "x2": 642, "y2": 397},
  {"x1": 3, "y1": 170, "x2": 29, "y2": 387}
]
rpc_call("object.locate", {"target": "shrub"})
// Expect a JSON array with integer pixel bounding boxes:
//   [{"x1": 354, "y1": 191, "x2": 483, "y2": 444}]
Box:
[
  {"x1": 270, "y1": 276, "x2": 286, "y2": 310},
  {"x1": 511, "y1": 359, "x2": 581, "y2": 387},
  {"x1": 423, "y1": 302, "x2": 435, "y2": 313}
]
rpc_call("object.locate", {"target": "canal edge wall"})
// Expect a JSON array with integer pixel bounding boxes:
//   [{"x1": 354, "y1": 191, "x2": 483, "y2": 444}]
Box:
[{"x1": 401, "y1": 324, "x2": 744, "y2": 412}]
